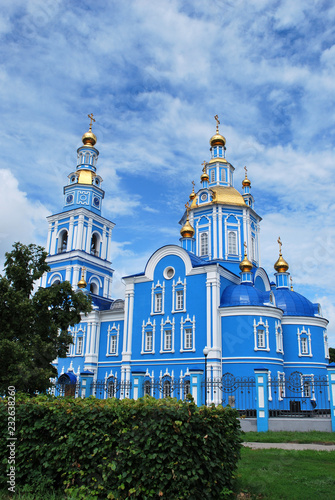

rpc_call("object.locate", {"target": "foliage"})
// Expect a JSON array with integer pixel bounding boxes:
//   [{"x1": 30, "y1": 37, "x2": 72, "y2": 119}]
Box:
[
  {"x1": 0, "y1": 395, "x2": 242, "y2": 499},
  {"x1": 329, "y1": 347, "x2": 335, "y2": 364},
  {"x1": 244, "y1": 430, "x2": 335, "y2": 444},
  {"x1": 234, "y1": 447, "x2": 335, "y2": 499},
  {"x1": 0, "y1": 242, "x2": 92, "y2": 394}
]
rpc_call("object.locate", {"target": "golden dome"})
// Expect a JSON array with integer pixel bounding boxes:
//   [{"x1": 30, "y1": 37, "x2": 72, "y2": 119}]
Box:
[
  {"x1": 82, "y1": 113, "x2": 97, "y2": 147},
  {"x1": 180, "y1": 217, "x2": 195, "y2": 238},
  {"x1": 239, "y1": 253, "x2": 253, "y2": 273},
  {"x1": 242, "y1": 166, "x2": 251, "y2": 187},
  {"x1": 82, "y1": 130, "x2": 97, "y2": 147},
  {"x1": 274, "y1": 255, "x2": 289, "y2": 273},
  {"x1": 274, "y1": 237, "x2": 289, "y2": 273},
  {"x1": 201, "y1": 171, "x2": 209, "y2": 182},
  {"x1": 78, "y1": 268, "x2": 87, "y2": 288},
  {"x1": 208, "y1": 157, "x2": 227, "y2": 164},
  {"x1": 190, "y1": 195, "x2": 198, "y2": 209},
  {"x1": 201, "y1": 186, "x2": 246, "y2": 207},
  {"x1": 210, "y1": 133, "x2": 226, "y2": 147}
]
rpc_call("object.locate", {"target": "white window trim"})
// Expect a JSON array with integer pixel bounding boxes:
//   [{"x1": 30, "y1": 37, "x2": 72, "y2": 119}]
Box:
[
  {"x1": 224, "y1": 214, "x2": 241, "y2": 260},
  {"x1": 160, "y1": 317, "x2": 175, "y2": 353},
  {"x1": 228, "y1": 230, "x2": 238, "y2": 255},
  {"x1": 301, "y1": 374, "x2": 315, "y2": 400},
  {"x1": 180, "y1": 315, "x2": 196, "y2": 352},
  {"x1": 141, "y1": 319, "x2": 156, "y2": 354},
  {"x1": 195, "y1": 215, "x2": 211, "y2": 259},
  {"x1": 275, "y1": 321, "x2": 284, "y2": 354},
  {"x1": 172, "y1": 278, "x2": 187, "y2": 313},
  {"x1": 324, "y1": 331, "x2": 330, "y2": 359},
  {"x1": 151, "y1": 281, "x2": 165, "y2": 315},
  {"x1": 297, "y1": 327, "x2": 312, "y2": 357},
  {"x1": 106, "y1": 323, "x2": 120, "y2": 357},
  {"x1": 76, "y1": 336, "x2": 83, "y2": 355},
  {"x1": 69, "y1": 325, "x2": 86, "y2": 357},
  {"x1": 253, "y1": 317, "x2": 270, "y2": 352}
]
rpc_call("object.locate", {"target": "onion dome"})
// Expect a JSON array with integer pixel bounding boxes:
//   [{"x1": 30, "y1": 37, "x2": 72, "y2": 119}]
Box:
[
  {"x1": 78, "y1": 268, "x2": 87, "y2": 289},
  {"x1": 82, "y1": 113, "x2": 97, "y2": 147},
  {"x1": 210, "y1": 114, "x2": 226, "y2": 147},
  {"x1": 274, "y1": 237, "x2": 289, "y2": 273},
  {"x1": 242, "y1": 166, "x2": 251, "y2": 187},
  {"x1": 180, "y1": 217, "x2": 195, "y2": 238},
  {"x1": 201, "y1": 161, "x2": 209, "y2": 182},
  {"x1": 239, "y1": 248, "x2": 253, "y2": 272}
]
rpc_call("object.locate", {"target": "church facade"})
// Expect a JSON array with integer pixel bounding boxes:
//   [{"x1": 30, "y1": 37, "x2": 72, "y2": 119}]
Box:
[{"x1": 42, "y1": 116, "x2": 330, "y2": 407}]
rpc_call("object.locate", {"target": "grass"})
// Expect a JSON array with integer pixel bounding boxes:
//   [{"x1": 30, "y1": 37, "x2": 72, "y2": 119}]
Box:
[
  {"x1": 234, "y1": 447, "x2": 335, "y2": 499},
  {"x1": 243, "y1": 430, "x2": 335, "y2": 444}
]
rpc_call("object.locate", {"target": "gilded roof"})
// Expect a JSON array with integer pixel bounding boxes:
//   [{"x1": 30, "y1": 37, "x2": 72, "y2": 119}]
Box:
[{"x1": 202, "y1": 186, "x2": 246, "y2": 207}]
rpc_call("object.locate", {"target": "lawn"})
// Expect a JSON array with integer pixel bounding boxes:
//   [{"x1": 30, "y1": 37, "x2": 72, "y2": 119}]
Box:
[
  {"x1": 234, "y1": 447, "x2": 335, "y2": 499},
  {"x1": 243, "y1": 430, "x2": 335, "y2": 444}
]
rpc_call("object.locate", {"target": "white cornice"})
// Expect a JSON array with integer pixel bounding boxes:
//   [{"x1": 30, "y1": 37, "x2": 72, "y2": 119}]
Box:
[
  {"x1": 220, "y1": 305, "x2": 283, "y2": 319},
  {"x1": 47, "y1": 207, "x2": 115, "y2": 229},
  {"x1": 47, "y1": 250, "x2": 114, "y2": 272},
  {"x1": 281, "y1": 316, "x2": 329, "y2": 327}
]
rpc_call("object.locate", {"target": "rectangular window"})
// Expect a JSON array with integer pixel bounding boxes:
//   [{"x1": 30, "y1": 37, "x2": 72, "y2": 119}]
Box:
[
  {"x1": 210, "y1": 169, "x2": 215, "y2": 182},
  {"x1": 176, "y1": 290, "x2": 184, "y2": 310},
  {"x1": 257, "y1": 329, "x2": 265, "y2": 348},
  {"x1": 145, "y1": 331, "x2": 153, "y2": 351},
  {"x1": 228, "y1": 231, "x2": 237, "y2": 254},
  {"x1": 184, "y1": 328, "x2": 192, "y2": 349},
  {"x1": 164, "y1": 330, "x2": 172, "y2": 350},
  {"x1": 301, "y1": 337, "x2": 308, "y2": 354},
  {"x1": 303, "y1": 380, "x2": 311, "y2": 398},
  {"x1": 76, "y1": 337, "x2": 83, "y2": 355},
  {"x1": 200, "y1": 232, "x2": 208, "y2": 256},
  {"x1": 110, "y1": 335, "x2": 117, "y2": 354},
  {"x1": 155, "y1": 293, "x2": 162, "y2": 313}
]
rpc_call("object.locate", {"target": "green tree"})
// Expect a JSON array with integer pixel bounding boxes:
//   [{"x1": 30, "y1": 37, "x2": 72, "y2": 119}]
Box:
[
  {"x1": 0, "y1": 242, "x2": 92, "y2": 394},
  {"x1": 329, "y1": 347, "x2": 335, "y2": 364}
]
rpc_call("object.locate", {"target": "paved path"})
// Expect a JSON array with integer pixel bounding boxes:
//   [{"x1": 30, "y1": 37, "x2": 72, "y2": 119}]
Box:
[{"x1": 243, "y1": 442, "x2": 335, "y2": 451}]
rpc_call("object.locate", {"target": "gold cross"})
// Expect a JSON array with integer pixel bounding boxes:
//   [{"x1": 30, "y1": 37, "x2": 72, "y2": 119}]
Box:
[
  {"x1": 88, "y1": 113, "x2": 95, "y2": 131},
  {"x1": 290, "y1": 276, "x2": 294, "y2": 291},
  {"x1": 244, "y1": 166, "x2": 248, "y2": 176},
  {"x1": 81, "y1": 266, "x2": 86, "y2": 279},
  {"x1": 185, "y1": 201, "x2": 190, "y2": 215},
  {"x1": 201, "y1": 160, "x2": 207, "y2": 173},
  {"x1": 244, "y1": 241, "x2": 247, "y2": 254},
  {"x1": 214, "y1": 114, "x2": 220, "y2": 133},
  {"x1": 192, "y1": 180, "x2": 195, "y2": 189},
  {"x1": 277, "y1": 237, "x2": 282, "y2": 254}
]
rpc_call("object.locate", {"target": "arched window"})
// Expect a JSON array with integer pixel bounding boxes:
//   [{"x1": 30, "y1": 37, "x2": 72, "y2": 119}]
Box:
[
  {"x1": 183, "y1": 379, "x2": 190, "y2": 399},
  {"x1": 228, "y1": 231, "x2": 237, "y2": 255},
  {"x1": 58, "y1": 230, "x2": 68, "y2": 253},
  {"x1": 85, "y1": 153, "x2": 90, "y2": 164},
  {"x1": 144, "y1": 380, "x2": 151, "y2": 396},
  {"x1": 90, "y1": 233, "x2": 99, "y2": 256},
  {"x1": 90, "y1": 282, "x2": 98, "y2": 294},
  {"x1": 163, "y1": 380, "x2": 171, "y2": 398},
  {"x1": 200, "y1": 232, "x2": 208, "y2": 256},
  {"x1": 210, "y1": 169, "x2": 215, "y2": 182},
  {"x1": 107, "y1": 378, "x2": 116, "y2": 398}
]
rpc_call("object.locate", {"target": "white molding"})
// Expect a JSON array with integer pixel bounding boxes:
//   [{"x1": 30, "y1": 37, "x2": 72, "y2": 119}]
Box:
[
  {"x1": 220, "y1": 306, "x2": 282, "y2": 319},
  {"x1": 281, "y1": 316, "x2": 329, "y2": 327},
  {"x1": 253, "y1": 268, "x2": 271, "y2": 291},
  {"x1": 143, "y1": 245, "x2": 193, "y2": 280}
]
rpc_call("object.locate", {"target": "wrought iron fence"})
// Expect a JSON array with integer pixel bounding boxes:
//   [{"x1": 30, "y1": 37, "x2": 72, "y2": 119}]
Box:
[
  {"x1": 91, "y1": 380, "x2": 132, "y2": 399},
  {"x1": 269, "y1": 372, "x2": 330, "y2": 418},
  {"x1": 142, "y1": 377, "x2": 191, "y2": 400}
]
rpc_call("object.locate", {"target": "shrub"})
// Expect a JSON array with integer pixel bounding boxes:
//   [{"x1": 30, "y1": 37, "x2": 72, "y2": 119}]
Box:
[{"x1": 0, "y1": 394, "x2": 242, "y2": 499}]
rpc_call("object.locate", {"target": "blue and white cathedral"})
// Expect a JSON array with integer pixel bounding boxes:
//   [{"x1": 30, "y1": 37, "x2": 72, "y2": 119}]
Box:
[{"x1": 42, "y1": 115, "x2": 330, "y2": 407}]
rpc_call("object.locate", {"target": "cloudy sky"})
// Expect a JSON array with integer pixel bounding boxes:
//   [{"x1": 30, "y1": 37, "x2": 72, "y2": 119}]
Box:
[{"x1": 0, "y1": 0, "x2": 334, "y2": 343}]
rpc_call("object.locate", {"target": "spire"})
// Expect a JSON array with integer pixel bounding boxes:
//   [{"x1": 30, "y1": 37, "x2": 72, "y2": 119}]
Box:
[
  {"x1": 239, "y1": 242, "x2": 253, "y2": 273},
  {"x1": 82, "y1": 113, "x2": 97, "y2": 147},
  {"x1": 210, "y1": 115, "x2": 226, "y2": 147},
  {"x1": 77, "y1": 267, "x2": 87, "y2": 289},
  {"x1": 242, "y1": 166, "x2": 251, "y2": 188},
  {"x1": 200, "y1": 160, "x2": 209, "y2": 185},
  {"x1": 274, "y1": 237, "x2": 289, "y2": 273},
  {"x1": 180, "y1": 202, "x2": 195, "y2": 238},
  {"x1": 274, "y1": 237, "x2": 290, "y2": 289}
]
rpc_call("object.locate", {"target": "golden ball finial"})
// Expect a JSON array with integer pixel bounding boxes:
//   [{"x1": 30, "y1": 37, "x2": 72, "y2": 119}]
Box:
[
  {"x1": 180, "y1": 202, "x2": 195, "y2": 238},
  {"x1": 78, "y1": 267, "x2": 87, "y2": 289},
  {"x1": 239, "y1": 242, "x2": 253, "y2": 272},
  {"x1": 210, "y1": 114, "x2": 226, "y2": 147},
  {"x1": 242, "y1": 166, "x2": 251, "y2": 187},
  {"x1": 190, "y1": 181, "x2": 196, "y2": 200},
  {"x1": 274, "y1": 237, "x2": 289, "y2": 273},
  {"x1": 82, "y1": 113, "x2": 97, "y2": 147},
  {"x1": 200, "y1": 161, "x2": 209, "y2": 182}
]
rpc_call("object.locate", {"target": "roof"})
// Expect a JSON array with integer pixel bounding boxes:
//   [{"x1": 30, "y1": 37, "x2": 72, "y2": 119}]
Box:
[
  {"x1": 201, "y1": 186, "x2": 246, "y2": 207},
  {"x1": 273, "y1": 289, "x2": 317, "y2": 317},
  {"x1": 220, "y1": 283, "x2": 268, "y2": 307}
]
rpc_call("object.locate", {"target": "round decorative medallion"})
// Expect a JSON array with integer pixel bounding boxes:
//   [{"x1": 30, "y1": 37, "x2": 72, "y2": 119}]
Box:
[
  {"x1": 66, "y1": 194, "x2": 73, "y2": 204},
  {"x1": 200, "y1": 193, "x2": 207, "y2": 201},
  {"x1": 93, "y1": 196, "x2": 100, "y2": 207},
  {"x1": 163, "y1": 267, "x2": 175, "y2": 280}
]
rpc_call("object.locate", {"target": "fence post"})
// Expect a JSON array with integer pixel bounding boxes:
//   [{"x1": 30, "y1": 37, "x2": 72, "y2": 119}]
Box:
[
  {"x1": 327, "y1": 363, "x2": 335, "y2": 432},
  {"x1": 254, "y1": 369, "x2": 269, "y2": 432},
  {"x1": 132, "y1": 372, "x2": 145, "y2": 400},
  {"x1": 80, "y1": 371, "x2": 94, "y2": 398}
]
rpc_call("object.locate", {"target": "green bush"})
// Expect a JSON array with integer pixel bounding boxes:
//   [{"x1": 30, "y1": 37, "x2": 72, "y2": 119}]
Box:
[{"x1": 0, "y1": 394, "x2": 242, "y2": 499}]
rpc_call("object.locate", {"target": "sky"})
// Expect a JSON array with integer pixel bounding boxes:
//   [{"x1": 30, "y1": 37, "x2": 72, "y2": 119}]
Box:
[{"x1": 0, "y1": 0, "x2": 334, "y2": 344}]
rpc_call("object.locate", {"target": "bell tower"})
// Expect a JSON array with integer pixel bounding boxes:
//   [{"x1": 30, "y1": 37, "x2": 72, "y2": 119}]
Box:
[{"x1": 40, "y1": 115, "x2": 115, "y2": 298}]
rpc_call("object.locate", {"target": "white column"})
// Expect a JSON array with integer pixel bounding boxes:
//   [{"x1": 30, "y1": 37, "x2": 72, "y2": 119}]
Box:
[
  {"x1": 46, "y1": 225, "x2": 52, "y2": 254},
  {"x1": 50, "y1": 221, "x2": 58, "y2": 255},
  {"x1": 76, "y1": 214, "x2": 84, "y2": 250},
  {"x1": 67, "y1": 216, "x2": 74, "y2": 251},
  {"x1": 85, "y1": 219, "x2": 93, "y2": 253},
  {"x1": 218, "y1": 207, "x2": 223, "y2": 259},
  {"x1": 101, "y1": 225, "x2": 107, "y2": 260},
  {"x1": 206, "y1": 278, "x2": 212, "y2": 348},
  {"x1": 213, "y1": 207, "x2": 217, "y2": 259},
  {"x1": 127, "y1": 287, "x2": 135, "y2": 353}
]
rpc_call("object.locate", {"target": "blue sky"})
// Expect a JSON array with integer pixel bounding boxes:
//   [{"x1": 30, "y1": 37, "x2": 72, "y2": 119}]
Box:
[{"x1": 0, "y1": 0, "x2": 334, "y2": 343}]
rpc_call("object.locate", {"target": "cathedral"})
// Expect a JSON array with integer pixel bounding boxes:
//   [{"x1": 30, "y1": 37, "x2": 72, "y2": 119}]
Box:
[{"x1": 41, "y1": 115, "x2": 330, "y2": 407}]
